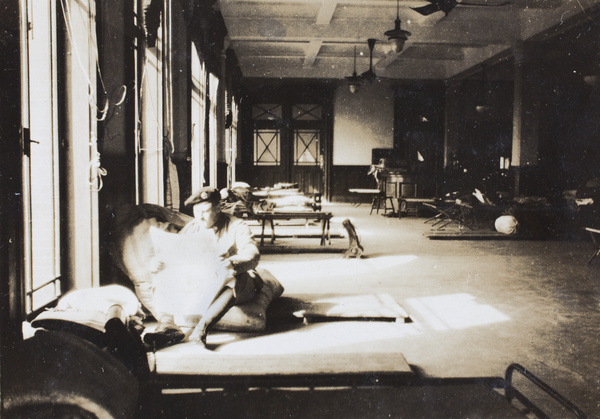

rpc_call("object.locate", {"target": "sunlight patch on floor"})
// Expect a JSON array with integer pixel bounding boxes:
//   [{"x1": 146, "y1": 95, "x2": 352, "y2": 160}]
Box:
[
  {"x1": 405, "y1": 293, "x2": 510, "y2": 331},
  {"x1": 214, "y1": 322, "x2": 421, "y2": 355},
  {"x1": 292, "y1": 293, "x2": 409, "y2": 320}
]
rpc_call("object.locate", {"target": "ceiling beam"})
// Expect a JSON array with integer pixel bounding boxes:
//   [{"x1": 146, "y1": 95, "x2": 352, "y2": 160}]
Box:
[
  {"x1": 375, "y1": 45, "x2": 410, "y2": 69},
  {"x1": 304, "y1": 40, "x2": 323, "y2": 67},
  {"x1": 238, "y1": 52, "x2": 469, "y2": 62},
  {"x1": 316, "y1": 0, "x2": 338, "y2": 25},
  {"x1": 224, "y1": 18, "x2": 519, "y2": 45}
]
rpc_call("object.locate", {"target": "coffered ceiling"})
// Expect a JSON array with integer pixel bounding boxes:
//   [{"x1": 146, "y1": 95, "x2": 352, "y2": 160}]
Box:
[{"x1": 216, "y1": 0, "x2": 600, "y2": 80}]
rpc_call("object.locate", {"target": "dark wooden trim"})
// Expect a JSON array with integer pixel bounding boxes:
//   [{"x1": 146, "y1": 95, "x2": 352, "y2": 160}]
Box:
[{"x1": 0, "y1": 0, "x2": 25, "y2": 346}]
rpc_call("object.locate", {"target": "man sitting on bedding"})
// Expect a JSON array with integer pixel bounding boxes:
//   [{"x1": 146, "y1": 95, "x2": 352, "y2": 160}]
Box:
[{"x1": 144, "y1": 187, "x2": 263, "y2": 348}]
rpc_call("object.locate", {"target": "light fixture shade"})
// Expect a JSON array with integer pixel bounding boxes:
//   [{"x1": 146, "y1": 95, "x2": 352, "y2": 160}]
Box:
[
  {"x1": 385, "y1": 21, "x2": 411, "y2": 53},
  {"x1": 389, "y1": 37, "x2": 407, "y2": 53},
  {"x1": 475, "y1": 64, "x2": 490, "y2": 114},
  {"x1": 384, "y1": 0, "x2": 411, "y2": 53},
  {"x1": 346, "y1": 73, "x2": 361, "y2": 93}
]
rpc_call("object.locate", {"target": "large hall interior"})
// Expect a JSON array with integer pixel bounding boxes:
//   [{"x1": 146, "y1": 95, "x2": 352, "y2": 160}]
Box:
[{"x1": 1, "y1": 0, "x2": 600, "y2": 417}]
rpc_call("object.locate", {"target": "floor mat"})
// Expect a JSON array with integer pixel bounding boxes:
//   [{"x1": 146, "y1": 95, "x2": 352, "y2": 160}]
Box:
[{"x1": 149, "y1": 293, "x2": 416, "y2": 375}]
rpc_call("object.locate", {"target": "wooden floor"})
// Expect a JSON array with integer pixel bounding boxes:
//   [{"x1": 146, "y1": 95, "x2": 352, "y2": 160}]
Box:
[{"x1": 149, "y1": 202, "x2": 599, "y2": 417}]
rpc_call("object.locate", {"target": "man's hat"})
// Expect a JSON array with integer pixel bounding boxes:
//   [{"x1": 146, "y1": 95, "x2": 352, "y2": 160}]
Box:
[{"x1": 184, "y1": 187, "x2": 221, "y2": 206}]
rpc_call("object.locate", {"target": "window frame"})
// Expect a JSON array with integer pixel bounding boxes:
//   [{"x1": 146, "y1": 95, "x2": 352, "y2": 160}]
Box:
[
  {"x1": 293, "y1": 129, "x2": 321, "y2": 166},
  {"x1": 253, "y1": 128, "x2": 282, "y2": 166}
]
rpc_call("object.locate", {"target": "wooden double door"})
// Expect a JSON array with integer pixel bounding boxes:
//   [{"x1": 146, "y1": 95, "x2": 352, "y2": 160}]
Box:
[{"x1": 245, "y1": 103, "x2": 327, "y2": 195}]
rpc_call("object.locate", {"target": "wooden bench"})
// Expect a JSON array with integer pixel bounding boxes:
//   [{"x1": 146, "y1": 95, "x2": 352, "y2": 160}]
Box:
[
  {"x1": 253, "y1": 211, "x2": 333, "y2": 246},
  {"x1": 348, "y1": 188, "x2": 381, "y2": 206}
]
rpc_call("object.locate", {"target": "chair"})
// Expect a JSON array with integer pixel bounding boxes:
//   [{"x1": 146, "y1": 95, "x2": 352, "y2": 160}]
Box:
[
  {"x1": 370, "y1": 190, "x2": 395, "y2": 215},
  {"x1": 585, "y1": 227, "x2": 600, "y2": 263}
]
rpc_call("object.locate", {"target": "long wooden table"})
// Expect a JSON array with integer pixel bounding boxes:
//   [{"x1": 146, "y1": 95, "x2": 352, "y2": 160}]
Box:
[{"x1": 253, "y1": 210, "x2": 333, "y2": 246}]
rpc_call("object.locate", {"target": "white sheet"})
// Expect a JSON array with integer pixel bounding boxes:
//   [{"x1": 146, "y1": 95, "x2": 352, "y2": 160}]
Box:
[{"x1": 149, "y1": 227, "x2": 229, "y2": 317}]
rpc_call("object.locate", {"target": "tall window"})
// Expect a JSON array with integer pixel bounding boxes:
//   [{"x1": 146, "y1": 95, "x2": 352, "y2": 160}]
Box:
[
  {"x1": 208, "y1": 73, "x2": 219, "y2": 186},
  {"x1": 190, "y1": 44, "x2": 206, "y2": 191},
  {"x1": 139, "y1": 11, "x2": 164, "y2": 205},
  {"x1": 23, "y1": 1, "x2": 62, "y2": 313},
  {"x1": 226, "y1": 95, "x2": 239, "y2": 186}
]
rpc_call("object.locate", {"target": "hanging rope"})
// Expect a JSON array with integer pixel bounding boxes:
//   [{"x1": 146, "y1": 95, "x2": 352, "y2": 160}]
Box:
[
  {"x1": 115, "y1": 85, "x2": 127, "y2": 105},
  {"x1": 59, "y1": 0, "x2": 107, "y2": 192},
  {"x1": 89, "y1": 136, "x2": 107, "y2": 191}
]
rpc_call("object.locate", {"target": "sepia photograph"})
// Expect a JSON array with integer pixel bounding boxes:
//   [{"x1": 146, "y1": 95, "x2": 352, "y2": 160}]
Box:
[{"x1": 1, "y1": 0, "x2": 599, "y2": 417}]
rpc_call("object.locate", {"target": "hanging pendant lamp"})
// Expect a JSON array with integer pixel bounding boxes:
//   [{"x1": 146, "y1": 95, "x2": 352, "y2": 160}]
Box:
[
  {"x1": 475, "y1": 64, "x2": 491, "y2": 114},
  {"x1": 345, "y1": 45, "x2": 362, "y2": 94},
  {"x1": 384, "y1": 0, "x2": 411, "y2": 53},
  {"x1": 360, "y1": 39, "x2": 378, "y2": 82}
]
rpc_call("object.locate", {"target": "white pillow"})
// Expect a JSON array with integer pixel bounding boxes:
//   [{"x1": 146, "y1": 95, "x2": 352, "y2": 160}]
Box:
[{"x1": 495, "y1": 215, "x2": 518, "y2": 235}]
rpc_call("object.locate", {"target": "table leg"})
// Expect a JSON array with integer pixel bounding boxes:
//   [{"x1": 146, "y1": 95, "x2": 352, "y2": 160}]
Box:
[
  {"x1": 260, "y1": 219, "x2": 266, "y2": 246},
  {"x1": 270, "y1": 219, "x2": 276, "y2": 244}
]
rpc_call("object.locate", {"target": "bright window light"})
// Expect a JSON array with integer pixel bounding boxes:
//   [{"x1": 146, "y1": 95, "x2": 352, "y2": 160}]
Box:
[
  {"x1": 263, "y1": 255, "x2": 418, "y2": 282},
  {"x1": 406, "y1": 293, "x2": 510, "y2": 331}
]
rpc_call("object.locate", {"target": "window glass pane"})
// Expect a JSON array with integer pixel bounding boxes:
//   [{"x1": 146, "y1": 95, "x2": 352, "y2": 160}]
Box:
[
  {"x1": 32, "y1": 281, "x2": 62, "y2": 312},
  {"x1": 292, "y1": 104, "x2": 321, "y2": 120},
  {"x1": 254, "y1": 129, "x2": 280, "y2": 166},
  {"x1": 253, "y1": 104, "x2": 282, "y2": 121},
  {"x1": 294, "y1": 130, "x2": 320, "y2": 165}
]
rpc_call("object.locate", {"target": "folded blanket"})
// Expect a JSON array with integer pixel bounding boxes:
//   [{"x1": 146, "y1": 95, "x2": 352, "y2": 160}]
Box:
[{"x1": 215, "y1": 268, "x2": 284, "y2": 332}]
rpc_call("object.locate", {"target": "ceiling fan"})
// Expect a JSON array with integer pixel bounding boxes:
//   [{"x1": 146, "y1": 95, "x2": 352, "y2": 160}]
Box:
[
  {"x1": 361, "y1": 39, "x2": 379, "y2": 82},
  {"x1": 411, "y1": 0, "x2": 510, "y2": 16}
]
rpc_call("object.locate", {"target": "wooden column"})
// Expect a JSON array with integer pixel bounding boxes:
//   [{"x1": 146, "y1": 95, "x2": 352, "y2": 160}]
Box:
[
  {"x1": 140, "y1": 7, "x2": 164, "y2": 205},
  {"x1": 511, "y1": 43, "x2": 541, "y2": 197},
  {"x1": 62, "y1": 0, "x2": 100, "y2": 289}
]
